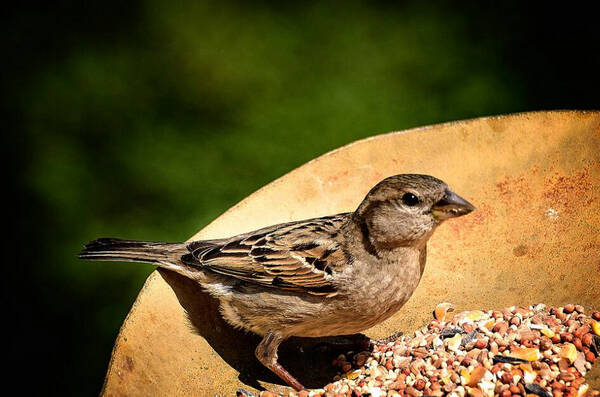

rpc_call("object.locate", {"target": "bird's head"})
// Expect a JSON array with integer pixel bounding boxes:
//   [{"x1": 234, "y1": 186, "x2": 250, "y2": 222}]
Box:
[{"x1": 353, "y1": 174, "x2": 475, "y2": 250}]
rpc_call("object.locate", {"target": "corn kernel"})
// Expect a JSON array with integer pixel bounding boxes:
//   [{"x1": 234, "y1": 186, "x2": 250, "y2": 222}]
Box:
[
  {"x1": 520, "y1": 363, "x2": 536, "y2": 383},
  {"x1": 466, "y1": 310, "x2": 485, "y2": 322},
  {"x1": 518, "y1": 363, "x2": 533, "y2": 372},
  {"x1": 509, "y1": 347, "x2": 541, "y2": 361},
  {"x1": 541, "y1": 327, "x2": 555, "y2": 338},
  {"x1": 592, "y1": 321, "x2": 600, "y2": 336},
  {"x1": 434, "y1": 302, "x2": 455, "y2": 322},
  {"x1": 344, "y1": 370, "x2": 361, "y2": 380},
  {"x1": 460, "y1": 368, "x2": 470, "y2": 385},
  {"x1": 467, "y1": 367, "x2": 487, "y2": 387},
  {"x1": 560, "y1": 343, "x2": 578, "y2": 364},
  {"x1": 447, "y1": 333, "x2": 462, "y2": 351}
]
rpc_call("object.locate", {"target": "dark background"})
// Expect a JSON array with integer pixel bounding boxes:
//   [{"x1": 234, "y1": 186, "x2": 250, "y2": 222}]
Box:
[{"x1": 6, "y1": 1, "x2": 599, "y2": 395}]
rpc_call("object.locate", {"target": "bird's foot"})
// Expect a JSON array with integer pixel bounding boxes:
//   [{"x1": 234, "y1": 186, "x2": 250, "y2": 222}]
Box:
[
  {"x1": 370, "y1": 330, "x2": 403, "y2": 347},
  {"x1": 237, "y1": 388, "x2": 259, "y2": 397},
  {"x1": 312, "y1": 331, "x2": 404, "y2": 355},
  {"x1": 312, "y1": 334, "x2": 371, "y2": 354}
]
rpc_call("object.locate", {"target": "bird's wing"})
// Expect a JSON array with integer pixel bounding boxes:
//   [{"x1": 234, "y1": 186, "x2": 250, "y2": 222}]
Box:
[{"x1": 182, "y1": 214, "x2": 351, "y2": 297}]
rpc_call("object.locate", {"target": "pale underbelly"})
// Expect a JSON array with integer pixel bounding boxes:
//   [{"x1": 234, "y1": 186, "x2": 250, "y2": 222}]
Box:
[
  {"x1": 217, "y1": 263, "x2": 423, "y2": 338},
  {"x1": 290, "y1": 274, "x2": 420, "y2": 337}
]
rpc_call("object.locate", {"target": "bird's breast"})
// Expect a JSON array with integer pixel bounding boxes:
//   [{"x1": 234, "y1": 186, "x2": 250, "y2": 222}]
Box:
[{"x1": 334, "y1": 248, "x2": 424, "y2": 332}]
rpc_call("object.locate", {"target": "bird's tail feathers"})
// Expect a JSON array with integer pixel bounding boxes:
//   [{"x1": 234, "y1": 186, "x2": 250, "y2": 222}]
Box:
[{"x1": 78, "y1": 238, "x2": 189, "y2": 274}]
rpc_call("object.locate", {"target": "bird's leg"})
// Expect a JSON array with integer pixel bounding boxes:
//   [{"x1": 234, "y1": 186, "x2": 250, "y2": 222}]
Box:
[{"x1": 255, "y1": 331, "x2": 305, "y2": 391}]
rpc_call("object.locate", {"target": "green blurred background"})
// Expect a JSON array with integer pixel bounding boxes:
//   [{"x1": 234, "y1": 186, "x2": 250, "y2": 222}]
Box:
[{"x1": 6, "y1": 1, "x2": 598, "y2": 395}]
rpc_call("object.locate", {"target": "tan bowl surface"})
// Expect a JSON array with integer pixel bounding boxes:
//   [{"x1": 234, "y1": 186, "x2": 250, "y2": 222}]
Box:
[{"x1": 102, "y1": 111, "x2": 600, "y2": 396}]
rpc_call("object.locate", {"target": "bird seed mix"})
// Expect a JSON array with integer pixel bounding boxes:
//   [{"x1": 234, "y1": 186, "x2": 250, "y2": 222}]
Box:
[{"x1": 248, "y1": 303, "x2": 600, "y2": 397}]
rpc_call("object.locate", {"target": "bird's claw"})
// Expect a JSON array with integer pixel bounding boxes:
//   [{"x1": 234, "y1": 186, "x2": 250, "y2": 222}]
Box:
[
  {"x1": 370, "y1": 330, "x2": 403, "y2": 347},
  {"x1": 312, "y1": 337, "x2": 358, "y2": 353},
  {"x1": 236, "y1": 388, "x2": 259, "y2": 397}
]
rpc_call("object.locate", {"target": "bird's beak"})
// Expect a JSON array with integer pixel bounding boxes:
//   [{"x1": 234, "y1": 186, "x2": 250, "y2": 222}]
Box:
[{"x1": 432, "y1": 189, "x2": 476, "y2": 221}]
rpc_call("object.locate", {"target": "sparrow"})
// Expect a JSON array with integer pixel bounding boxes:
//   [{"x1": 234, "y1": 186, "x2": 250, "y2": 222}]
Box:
[{"x1": 79, "y1": 174, "x2": 475, "y2": 391}]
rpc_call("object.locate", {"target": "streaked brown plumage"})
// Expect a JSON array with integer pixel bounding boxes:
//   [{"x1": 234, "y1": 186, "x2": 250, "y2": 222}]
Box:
[{"x1": 79, "y1": 174, "x2": 475, "y2": 390}]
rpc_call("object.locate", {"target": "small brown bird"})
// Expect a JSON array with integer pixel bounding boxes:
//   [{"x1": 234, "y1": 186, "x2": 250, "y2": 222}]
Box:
[{"x1": 79, "y1": 174, "x2": 474, "y2": 390}]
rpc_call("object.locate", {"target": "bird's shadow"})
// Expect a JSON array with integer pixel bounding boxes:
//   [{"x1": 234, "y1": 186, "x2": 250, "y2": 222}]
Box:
[{"x1": 160, "y1": 270, "x2": 364, "y2": 391}]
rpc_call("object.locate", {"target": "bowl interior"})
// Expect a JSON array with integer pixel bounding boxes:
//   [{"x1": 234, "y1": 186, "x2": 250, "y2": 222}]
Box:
[{"x1": 102, "y1": 111, "x2": 600, "y2": 396}]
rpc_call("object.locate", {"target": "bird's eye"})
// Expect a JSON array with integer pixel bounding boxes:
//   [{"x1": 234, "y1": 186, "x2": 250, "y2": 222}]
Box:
[{"x1": 401, "y1": 192, "x2": 420, "y2": 206}]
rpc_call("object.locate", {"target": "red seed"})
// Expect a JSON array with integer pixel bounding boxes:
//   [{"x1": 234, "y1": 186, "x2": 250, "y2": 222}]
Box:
[
  {"x1": 592, "y1": 311, "x2": 600, "y2": 321},
  {"x1": 571, "y1": 378, "x2": 584, "y2": 389},
  {"x1": 578, "y1": 325, "x2": 590, "y2": 336},
  {"x1": 414, "y1": 379, "x2": 426, "y2": 390},
  {"x1": 586, "y1": 351, "x2": 596, "y2": 363},
  {"x1": 582, "y1": 333, "x2": 594, "y2": 346},
  {"x1": 551, "y1": 381, "x2": 565, "y2": 390},
  {"x1": 493, "y1": 321, "x2": 506, "y2": 332},
  {"x1": 559, "y1": 372, "x2": 575, "y2": 382},
  {"x1": 520, "y1": 330, "x2": 536, "y2": 340},
  {"x1": 552, "y1": 334, "x2": 562, "y2": 343},
  {"x1": 561, "y1": 333, "x2": 573, "y2": 342},
  {"x1": 558, "y1": 358, "x2": 570, "y2": 371},
  {"x1": 573, "y1": 325, "x2": 589, "y2": 339},
  {"x1": 557, "y1": 311, "x2": 567, "y2": 321},
  {"x1": 564, "y1": 304, "x2": 575, "y2": 313},
  {"x1": 540, "y1": 336, "x2": 553, "y2": 351},
  {"x1": 499, "y1": 323, "x2": 509, "y2": 335},
  {"x1": 501, "y1": 372, "x2": 513, "y2": 384},
  {"x1": 573, "y1": 338, "x2": 583, "y2": 350}
]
